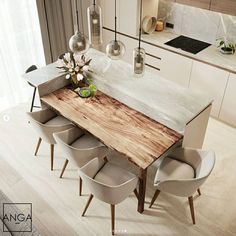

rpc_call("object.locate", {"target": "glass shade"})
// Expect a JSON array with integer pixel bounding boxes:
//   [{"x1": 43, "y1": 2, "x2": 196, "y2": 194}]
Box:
[
  {"x1": 69, "y1": 31, "x2": 90, "y2": 54},
  {"x1": 87, "y1": 4, "x2": 102, "y2": 46},
  {"x1": 133, "y1": 47, "x2": 146, "y2": 77},
  {"x1": 106, "y1": 40, "x2": 126, "y2": 60}
]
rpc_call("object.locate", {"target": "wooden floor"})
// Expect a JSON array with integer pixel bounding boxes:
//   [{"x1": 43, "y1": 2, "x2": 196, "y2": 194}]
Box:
[{"x1": 0, "y1": 104, "x2": 236, "y2": 236}]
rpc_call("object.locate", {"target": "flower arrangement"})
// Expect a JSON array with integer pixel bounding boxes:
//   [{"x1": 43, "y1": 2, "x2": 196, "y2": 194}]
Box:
[{"x1": 57, "y1": 52, "x2": 97, "y2": 97}]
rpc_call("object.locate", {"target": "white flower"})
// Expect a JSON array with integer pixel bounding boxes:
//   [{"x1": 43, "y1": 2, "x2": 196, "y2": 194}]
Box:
[
  {"x1": 57, "y1": 59, "x2": 65, "y2": 67},
  {"x1": 65, "y1": 74, "x2": 71, "y2": 80},
  {"x1": 74, "y1": 54, "x2": 81, "y2": 63},
  {"x1": 75, "y1": 66, "x2": 79, "y2": 72},
  {"x1": 83, "y1": 65, "x2": 89, "y2": 72},
  {"x1": 77, "y1": 73, "x2": 84, "y2": 81},
  {"x1": 64, "y1": 52, "x2": 71, "y2": 62},
  {"x1": 69, "y1": 68, "x2": 73, "y2": 73}
]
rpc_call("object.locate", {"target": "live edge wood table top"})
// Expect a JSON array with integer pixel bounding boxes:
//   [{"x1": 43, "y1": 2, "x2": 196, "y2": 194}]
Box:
[
  {"x1": 41, "y1": 87, "x2": 183, "y2": 214},
  {"x1": 41, "y1": 87, "x2": 183, "y2": 170}
]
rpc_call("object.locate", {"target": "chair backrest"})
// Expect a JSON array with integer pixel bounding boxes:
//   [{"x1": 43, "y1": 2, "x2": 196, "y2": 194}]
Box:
[
  {"x1": 53, "y1": 127, "x2": 108, "y2": 168},
  {"x1": 25, "y1": 65, "x2": 37, "y2": 73},
  {"x1": 157, "y1": 148, "x2": 215, "y2": 197},
  {"x1": 78, "y1": 158, "x2": 138, "y2": 205},
  {"x1": 25, "y1": 65, "x2": 38, "y2": 87},
  {"x1": 27, "y1": 108, "x2": 73, "y2": 144}
]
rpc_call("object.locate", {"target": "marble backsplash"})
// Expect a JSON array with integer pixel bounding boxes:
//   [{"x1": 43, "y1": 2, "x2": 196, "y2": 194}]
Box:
[{"x1": 158, "y1": 0, "x2": 236, "y2": 45}]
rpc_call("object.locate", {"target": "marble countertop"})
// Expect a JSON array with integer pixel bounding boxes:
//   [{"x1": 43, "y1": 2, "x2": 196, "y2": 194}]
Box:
[
  {"x1": 22, "y1": 62, "x2": 61, "y2": 87},
  {"x1": 23, "y1": 48, "x2": 212, "y2": 133},
  {"x1": 86, "y1": 49, "x2": 212, "y2": 133},
  {"x1": 141, "y1": 30, "x2": 236, "y2": 74}
]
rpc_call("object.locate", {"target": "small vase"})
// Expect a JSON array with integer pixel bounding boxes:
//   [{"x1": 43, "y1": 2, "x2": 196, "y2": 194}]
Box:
[{"x1": 220, "y1": 47, "x2": 234, "y2": 55}]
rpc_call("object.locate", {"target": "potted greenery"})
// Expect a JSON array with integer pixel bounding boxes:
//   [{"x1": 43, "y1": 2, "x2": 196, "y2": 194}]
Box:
[
  {"x1": 217, "y1": 38, "x2": 236, "y2": 55},
  {"x1": 57, "y1": 52, "x2": 97, "y2": 98}
]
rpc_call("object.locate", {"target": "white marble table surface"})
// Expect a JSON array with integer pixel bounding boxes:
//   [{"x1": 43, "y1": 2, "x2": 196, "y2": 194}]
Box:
[{"x1": 24, "y1": 48, "x2": 212, "y2": 133}]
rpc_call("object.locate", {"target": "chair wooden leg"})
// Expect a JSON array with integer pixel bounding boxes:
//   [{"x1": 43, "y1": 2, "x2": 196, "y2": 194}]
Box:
[
  {"x1": 59, "y1": 159, "x2": 69, "y2": 178},
  {"x1": 197, "y1": 188, "x2": 201, "y2": 196},
  {"x1": 149, "y1": 189, "x2": 161, "y2": 208},
  {"x1": 82, "y1": 194, "x2": 94, "y2": 216},
  {"x1": 111, "y1": 204, "x2": 115, "y2": 235},
  {"x1": 79, "y1": 177, "x2": 83, "y2": 196},
  {"x1": 188, "y1": 196, "x2": 196, "y2": 224},
  {"x1": 34, "y1": 138, "x2": 42, "y2": 156},
  {"x1": 134, "y1": 188, "x2": 139, "y2": 200},
  {"x1": 50, "y1": 144, "x2": 54, "y2": 171}
]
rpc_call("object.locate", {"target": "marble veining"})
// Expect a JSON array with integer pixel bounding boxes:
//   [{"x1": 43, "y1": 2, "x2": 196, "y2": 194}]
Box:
[{"x1": 86, "y1": 49, "x2": 212, "y2": 133}]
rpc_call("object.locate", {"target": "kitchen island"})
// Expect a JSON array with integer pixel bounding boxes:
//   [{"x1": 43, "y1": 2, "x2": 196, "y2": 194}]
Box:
[{"x1": 24, "y1": 48, "x2": 212, "y2": 213}]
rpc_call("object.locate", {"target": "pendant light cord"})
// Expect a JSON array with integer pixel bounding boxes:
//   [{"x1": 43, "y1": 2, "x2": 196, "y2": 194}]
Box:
[
  {"x1": 115, "y1": 0, "x2": 117, "y2": 42},
  {"x1": 138, "y1": 0, "x2": 143, "y2": 49},
  {"x1": 75, "y1": 0, "x2": 80, "y2": 31},
  {"x1": 93, "y1": 0, "x2": 95, "y2": 5}
]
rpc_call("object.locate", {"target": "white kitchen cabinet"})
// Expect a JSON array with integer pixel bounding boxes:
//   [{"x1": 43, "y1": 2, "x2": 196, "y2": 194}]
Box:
[
  {"x1": 99, "y1": 0, "x2": 115, "y2": 29},
  {"x1": 219, "y1": 73, "x2": 236, "y2": 127},
  {"x1": 119, "y1": 0, "x2": 139, "y2": 37},
  {"x1": 100, "y1": 0, "x2": 138, "y2": 36},
  {"x1": 189, "y1": 61, "x2": 229, "y2": 118},
  {"x1": 160, "y1": 51, "x2": 193, "y2": 88}
]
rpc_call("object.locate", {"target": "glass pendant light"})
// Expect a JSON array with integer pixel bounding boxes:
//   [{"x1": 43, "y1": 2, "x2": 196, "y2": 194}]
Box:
[
  {"x1": 87, "y1": 0, "x2": 103, "y2": 46},
  {"x1": 106, "y1": 0, "x2": 125, "y2": 60},
  {"x1": 133, "y1": 0, "x2": 146, "y2": 77},
  {"x1": 69, "y1": 0, "x2": 89, "y2": 54}
]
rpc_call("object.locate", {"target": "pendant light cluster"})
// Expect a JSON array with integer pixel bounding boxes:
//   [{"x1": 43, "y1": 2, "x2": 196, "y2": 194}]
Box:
[
  {"x1": 106, "y1": 0, "x2": 126, "y2": 60},
  {"x1": 87, "y1": 0, "x2": 103, "y2": 46},
  {"x1": 133, "y1": 0, "x2": 146, "y2": 77},
  {"x1": 69, "y1": 0, "x2": 89, "y2": 54},
  {"x1": 69, "y1": 0, "x2": 145, "y2": 76}
]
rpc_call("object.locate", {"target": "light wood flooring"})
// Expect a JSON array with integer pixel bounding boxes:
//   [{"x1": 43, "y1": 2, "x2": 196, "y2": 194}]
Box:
[{"x1": 0, "y1": 104, "x2": 236, "y2": 236}]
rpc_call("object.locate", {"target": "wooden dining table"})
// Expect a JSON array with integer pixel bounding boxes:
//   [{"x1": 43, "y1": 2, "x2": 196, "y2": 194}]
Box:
[{"x1": 41, "y1": 87, "x2": 183, "y2": 213}]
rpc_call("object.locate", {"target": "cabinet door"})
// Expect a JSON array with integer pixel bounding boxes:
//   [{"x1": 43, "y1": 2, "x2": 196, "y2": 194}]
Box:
[
  {"x1": 176, "y1": 0, "x2": 211, "y2": 10},
  {"x1": 210, "y1": 0, "x2": 236, "y2": 16},
  {"x1": 189, "y1": 61, "x2": 229, "y2": 118},
  {"x1": 160, "y1": 51, "x2": 192, "y2": 88},
  {"x1": 219, "y1": 73, "x2": 236, "y2": 127},
  {"x1": 119, "y1": 0, "x2": 138, "y2": 36},
  {"x1": 100, "y1": 0, "x2": 115, "y2": 29}
]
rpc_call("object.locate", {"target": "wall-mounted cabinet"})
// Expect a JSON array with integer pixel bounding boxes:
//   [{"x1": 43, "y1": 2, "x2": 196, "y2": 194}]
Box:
[
  {"x1": 176, "y1": 0, "x2": 211, "y2": 10},
  {"x1": 166, "y1": 0, "x2": 236, "y2": 16},
  {"x1": 210, "y1": 0, "x2": 236, "y2": 16}
]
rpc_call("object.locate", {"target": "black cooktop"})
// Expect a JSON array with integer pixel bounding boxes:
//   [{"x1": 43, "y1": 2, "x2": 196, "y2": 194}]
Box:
[{"x1": 165, "y1": 35, "x2": 211, "y2": 54}]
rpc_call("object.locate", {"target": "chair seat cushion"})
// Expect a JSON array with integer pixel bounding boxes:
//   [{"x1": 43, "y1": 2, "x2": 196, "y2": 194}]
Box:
[
  {"x1": 45, "y1": 115, "x2": 71, "y2": 126},
  {"x1": 94, "y1": 162, "x2": 136, "y2": 186},
  {"x1": 71, "y1": 134, "x2": 103, "y2": 149},
  {"x1": 154, "y1": 157, "x2": 195, "y2": 185}
]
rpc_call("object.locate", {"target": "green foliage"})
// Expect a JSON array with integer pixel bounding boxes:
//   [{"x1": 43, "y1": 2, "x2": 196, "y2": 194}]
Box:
[
  {"x1": 217, "y1": 38, "x2": 236, "y2": 53},
  {"x1": 89, "y1": 84, "x2": 97, "y2": 94}
]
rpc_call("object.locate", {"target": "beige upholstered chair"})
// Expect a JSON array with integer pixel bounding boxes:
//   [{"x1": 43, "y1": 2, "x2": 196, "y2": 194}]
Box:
[
  {"x1": 149, "y1": 147, "x2": 215, "y2": 224},
  {"x1": 78, "y1": 157, "x2": 138, "y2": 235},
  {"x1": 27, "y1": 108, "x2": 73, "y2": 170},
  {"x1": 53, "y1": 127, "x2": 108, "y2": 195}
]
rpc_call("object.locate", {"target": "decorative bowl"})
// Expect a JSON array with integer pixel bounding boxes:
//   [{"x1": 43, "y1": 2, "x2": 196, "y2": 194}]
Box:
[
  {"x1": 76, "y1": 87, "x2": 91, "y2": 98},
  {"x1": 142, "y1": 16, "x2": 157, "y2": 34}
]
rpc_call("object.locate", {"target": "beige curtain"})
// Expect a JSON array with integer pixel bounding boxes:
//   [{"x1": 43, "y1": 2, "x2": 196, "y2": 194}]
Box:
[{"x1": 36, "y1": 0, "x2": 75, "y2": 63}]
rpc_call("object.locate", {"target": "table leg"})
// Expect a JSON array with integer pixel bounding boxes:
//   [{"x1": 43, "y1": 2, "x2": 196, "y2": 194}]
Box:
[{"x1": 137, "y1": 168, "x2": 147, "y2": 213}]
